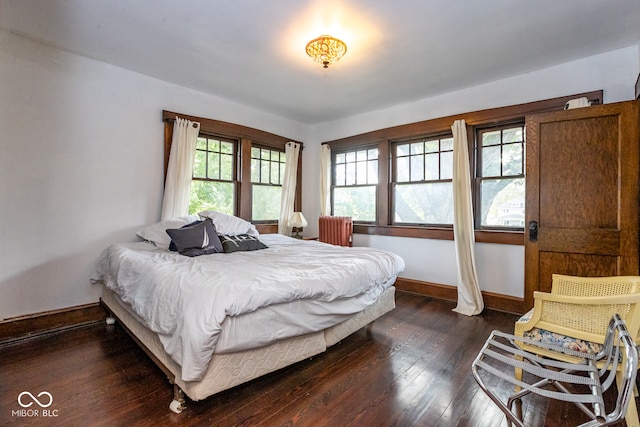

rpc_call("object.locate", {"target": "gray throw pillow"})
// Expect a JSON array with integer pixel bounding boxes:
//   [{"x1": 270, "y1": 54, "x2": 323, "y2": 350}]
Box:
[
  {"x1": 166, "y1": 218, "x2": 223, "y2": 256},
  {"x1": 219, "y1": 234, "x2": 268, "y2": 253}
]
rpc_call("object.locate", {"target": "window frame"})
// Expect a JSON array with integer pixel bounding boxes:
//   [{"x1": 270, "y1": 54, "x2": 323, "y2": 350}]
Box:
[
  {"x1": 473, "y1": 121, "x2": 526, "y2": 231},
  {"x1": 331, "y1": 144, "x2": 380, "y2": 223},
  {"x1": 323, "y1": 91, "x2": 603, "y2": 245},
  {"x1": 391, "y1": 133, "x2": 455, "y2": 227},
  {"x1": 189, "y1": 133, "x2": 239, "y2": 216},
  {"x1": 162, "y1": 111, "x2": 303, "y2": 234},
  {"x1": 250, "y1": 144, "x2": 286, "y2": 223}
]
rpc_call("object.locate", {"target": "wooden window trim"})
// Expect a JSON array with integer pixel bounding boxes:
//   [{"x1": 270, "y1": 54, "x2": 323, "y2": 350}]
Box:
[
  {"x1": 353, "y1": 224, "x2": 524, "y2": 245},
  {"x1": 324, "y1": 91, "x2": 602, "y2": 150},
  {"x1": 325, "y1": 91, "x2": 603, "y2": 245},
  {"x1": 162, "y1": 111, "x2": 303, "y2": 227}
]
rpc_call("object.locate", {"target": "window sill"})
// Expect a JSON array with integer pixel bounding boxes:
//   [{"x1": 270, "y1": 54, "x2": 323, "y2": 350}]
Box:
[
  {"x1": 255, "y1": 223, "x2": 278, "y2": 234},
  {"x1": 352, "y1": 224, "x2": 524, "y2": 245}
]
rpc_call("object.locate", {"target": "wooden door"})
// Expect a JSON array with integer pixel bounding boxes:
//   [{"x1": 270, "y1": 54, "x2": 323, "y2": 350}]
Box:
[{"x1": 524, "y1": 100, "x2": 640, "y2": 310}]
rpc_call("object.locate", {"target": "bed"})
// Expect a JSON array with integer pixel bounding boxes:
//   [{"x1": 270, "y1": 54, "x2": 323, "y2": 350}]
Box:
[{"x1": 93, "y1": 213, "x2": 405, "y2": 413}]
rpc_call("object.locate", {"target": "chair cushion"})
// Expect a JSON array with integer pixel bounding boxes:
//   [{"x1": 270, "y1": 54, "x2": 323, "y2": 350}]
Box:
[{"x1": 516, "y1": 310, "x2": 603, "y2": 354}]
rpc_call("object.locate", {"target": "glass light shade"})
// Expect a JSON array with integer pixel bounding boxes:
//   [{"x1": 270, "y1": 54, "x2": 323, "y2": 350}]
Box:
[
  {"x1": 306, "y1": 35, "x2": 347, "y2": 68},
  {"x1": 289, "y1": 212, "x2": 308, "y2": 228}
]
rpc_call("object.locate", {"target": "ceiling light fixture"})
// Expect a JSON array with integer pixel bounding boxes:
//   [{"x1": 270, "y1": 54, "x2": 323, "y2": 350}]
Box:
[{"x1": 305, "y1": 35, "x2": 347, "y2": 68}]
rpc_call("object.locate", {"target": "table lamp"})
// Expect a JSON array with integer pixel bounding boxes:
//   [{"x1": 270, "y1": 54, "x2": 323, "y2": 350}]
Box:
[{"x1": 289, "y1": 212, "x2": 307, "y2": 238}]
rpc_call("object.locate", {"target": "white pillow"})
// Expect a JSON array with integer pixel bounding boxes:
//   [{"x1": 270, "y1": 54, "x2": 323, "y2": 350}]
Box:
[
  {"x1": 136, "y1": 214, "x2": 200, "y2": 249},
  {"x1": 197, "y1": 210, "x2": 259, "y2": 237}
]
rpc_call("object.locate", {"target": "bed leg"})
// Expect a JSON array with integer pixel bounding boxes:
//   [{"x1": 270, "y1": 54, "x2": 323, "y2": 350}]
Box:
[
  {"x1": 363, "y1": 321, "x2": 373, "y2": 338},
  {"x1": 104, "y1": 307, "x2": 116, "y2": 325},
  {"x1": 169, "y1": 384, "x2": 186, "y2": 414}
]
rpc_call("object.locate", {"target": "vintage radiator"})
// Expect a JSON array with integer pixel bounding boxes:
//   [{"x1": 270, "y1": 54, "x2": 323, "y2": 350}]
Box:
[{"x1": 319, "y1": 216, "x2": 353, "y2": 247}]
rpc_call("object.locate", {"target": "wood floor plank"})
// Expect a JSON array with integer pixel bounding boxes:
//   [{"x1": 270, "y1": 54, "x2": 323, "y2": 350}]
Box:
[{"x1": 0, "y1": 291, "x2": 630, "y2": 426}]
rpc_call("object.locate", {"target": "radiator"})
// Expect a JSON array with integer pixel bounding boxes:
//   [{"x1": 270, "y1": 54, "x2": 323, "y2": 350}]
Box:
[{"x1": 319, "y1": 216, "x2": 353, "y2": 247}]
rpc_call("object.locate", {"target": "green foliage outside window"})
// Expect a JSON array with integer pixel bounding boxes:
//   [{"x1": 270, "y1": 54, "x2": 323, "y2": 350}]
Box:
[
  {"x1": 189, "y1": 181, "x2": 234, "y2": 215},
  {"x1": 333, "y1": 148, "x2": 378, "y2": 221},
  {"x1": 189, "y1": 136, "x2": 236, "y2": 215},
  {"x1": 394, "y1": 137, "x2": 453, "y2": 225},
  {"x1": 250, "y1": 147, "x2": 285, "y2": 221},
  {"x1": 334, "y1": 186, "x2": 376, "y2": 221},
  {"x1": 252, "y1": 185, "x2": 282, "y2": 221}
]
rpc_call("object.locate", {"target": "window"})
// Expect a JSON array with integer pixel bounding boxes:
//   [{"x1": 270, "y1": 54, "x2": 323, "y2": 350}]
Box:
[
  {"x1": 393, "y1": 135, "x2": 454, "y2": 225},
  {"x1": 189, "y1": 135, "x2": 237, "y2": 215},
  {"x1": 164, "y1": 111, "x2": 303, "y2": 231},
  {"x1": 251, "y1": 146, "x2": 285, "y2": 221},
  {"x1": 333, "y1": 147, "x2": 378, "y2": 221},
  {"x1": 321, "y1": 91, "x2": 600, "y2": 243},
  {"x1": 475, "y1": 124, "x2": 525, "y2": 229}
]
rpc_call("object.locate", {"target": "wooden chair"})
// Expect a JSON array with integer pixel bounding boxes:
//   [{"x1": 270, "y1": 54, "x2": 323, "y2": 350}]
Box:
[{"x1": 514, "y1": 274, "x2": 640, "y2": 426}]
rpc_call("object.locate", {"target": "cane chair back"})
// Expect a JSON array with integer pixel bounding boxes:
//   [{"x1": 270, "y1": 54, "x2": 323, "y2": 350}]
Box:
[{"x1": 515, "y1": 275, "x2": 640, "y2": 355}]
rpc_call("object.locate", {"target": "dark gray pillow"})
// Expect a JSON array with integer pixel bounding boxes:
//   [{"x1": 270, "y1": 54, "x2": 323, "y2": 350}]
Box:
[
  {"x1": 166, "y1": 218, "x2": 223, "y2": 256},
  {"x1": 219, "y1": 234, "x2": 268, "y2": 253}
]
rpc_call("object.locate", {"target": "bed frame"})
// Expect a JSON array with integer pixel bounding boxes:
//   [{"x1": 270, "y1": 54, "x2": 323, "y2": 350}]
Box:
[{"x1": 100, "y1": 285, "x2": 396, "y2": 413}]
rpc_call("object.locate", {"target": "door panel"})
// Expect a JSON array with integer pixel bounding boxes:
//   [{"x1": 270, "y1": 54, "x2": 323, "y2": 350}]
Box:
[
  {"x1": 538, "y1": 253, "x2": 619, "y2": 293},
  {"x1": 524, "y1": 100, "x2": 640, "y2": 309},
  {"x1": 537, "y1": 228, "x2": 620, "y2": 255}
]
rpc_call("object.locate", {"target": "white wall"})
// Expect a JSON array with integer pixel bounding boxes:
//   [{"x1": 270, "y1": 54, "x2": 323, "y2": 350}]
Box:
[
  {"x1": 310, "y1": 45, "x2": 639, "y2": 141},
  {"x1": 302, "y1": 45, "x2": 640, "y2": 298},
  {"x1": 0, "y1": 29, "x2": 309, "y2": 320},
  {"x1": 352, "y1": 235, "x2": 524, "y2": 297},
  {"x1": 2, "y1": 28, "x2": 638, "y2": 318}
]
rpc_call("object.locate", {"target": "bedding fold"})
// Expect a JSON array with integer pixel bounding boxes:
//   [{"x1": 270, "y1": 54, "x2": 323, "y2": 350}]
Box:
[{"x1": 94, "y1": 233, "x2": 404, "y2": 381}]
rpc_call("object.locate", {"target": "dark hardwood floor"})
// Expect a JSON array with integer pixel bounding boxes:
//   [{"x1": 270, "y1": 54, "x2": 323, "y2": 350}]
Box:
[{"x1": 0, "y1": 291, "x2": 629, "y2": 426}]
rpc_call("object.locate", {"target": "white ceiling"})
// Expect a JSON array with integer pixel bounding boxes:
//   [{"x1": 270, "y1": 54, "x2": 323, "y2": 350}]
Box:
[{"x1": 2, "y1": 0, "x2": 639, "y2": 125}]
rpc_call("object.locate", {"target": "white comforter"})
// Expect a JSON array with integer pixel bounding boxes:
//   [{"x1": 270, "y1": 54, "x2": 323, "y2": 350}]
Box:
[{"x1": 94, "y1": 234, "x2": 404, "y2": 381}]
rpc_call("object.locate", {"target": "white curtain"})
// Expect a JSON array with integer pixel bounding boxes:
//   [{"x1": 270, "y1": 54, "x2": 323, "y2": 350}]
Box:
[
  {"x1": 451, "y1": 119, "x2": 484, "y2": 316},
  {"x1": 160, "y1": 117, "x2": 200, "y2": 221},
  {"x1": 278, "y1": 142, "x2": 301, "y2": 235},
  {"x1": 319, "y1": 144, "x2": 331, "y2": 216}
]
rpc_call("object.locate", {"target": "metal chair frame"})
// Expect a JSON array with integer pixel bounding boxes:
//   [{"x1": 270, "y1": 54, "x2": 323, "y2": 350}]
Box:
[{"x1": 472, "y1": 314, "x2": 638, "y2": 426}]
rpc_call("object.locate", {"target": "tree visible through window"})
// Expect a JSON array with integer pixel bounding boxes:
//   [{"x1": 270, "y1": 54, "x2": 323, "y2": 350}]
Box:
[
  {"x1": 393, "y1": 136, "x2": 454, "y2": 225},
  {"x1": 189, "y1": 135, "x2": 236, "y2": 215},
  {"x1": 476, "y1": 124, "x2": 525, "y2": 229},
  {"x1": 251, "y1": 146, "x2": 285, "y2": 221},
  {"x1": 333, "y1": 147, "x2": 378, "y2": 221}
]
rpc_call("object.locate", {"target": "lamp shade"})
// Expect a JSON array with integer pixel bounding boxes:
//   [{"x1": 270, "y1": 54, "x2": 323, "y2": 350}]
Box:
[{"x1": 289, "y1": 212, "x2": 308, "y2": 228}]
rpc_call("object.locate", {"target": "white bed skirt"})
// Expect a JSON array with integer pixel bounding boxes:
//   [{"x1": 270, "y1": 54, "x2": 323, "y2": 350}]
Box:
[{"x1": 101, "y1": 285, "x2": 395, "y2": 401}]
